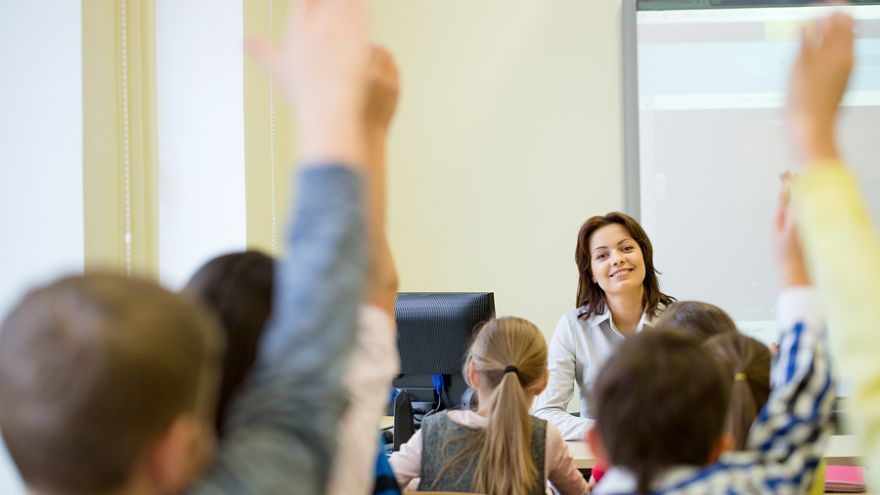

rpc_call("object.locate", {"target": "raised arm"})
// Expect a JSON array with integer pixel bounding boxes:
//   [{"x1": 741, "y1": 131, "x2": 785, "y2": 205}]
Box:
[
  {"x1": 787, "y1": 12, "x2": 880, "y2": 491},
  {"x1": 720, "y1": 191, "x2": 834, "y2": 492},
  {"x1": 190, "y1": 0, "x2": 372, "y2": 493},
  {"x1": 362, "y1": 45, "x2": 401, "y2": 317},
  {"x1": 327, "y1": 46, "x2": 403, "y2": 495}
]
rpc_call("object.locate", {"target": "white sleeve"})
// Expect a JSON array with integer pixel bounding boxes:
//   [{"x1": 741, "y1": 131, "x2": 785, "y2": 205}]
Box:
[
  {"x1": 532, "y1": 314, "x2": 591, "y2": 441},
  {"x1": 544, "y1": 423, "x2": 590, "y2": 495},
  {"x1": 388, "y1": 429, "x2": 423, "y2": 489},
  {"x1": 327, "y1": 305, "x2": 400, "y2": 495}
]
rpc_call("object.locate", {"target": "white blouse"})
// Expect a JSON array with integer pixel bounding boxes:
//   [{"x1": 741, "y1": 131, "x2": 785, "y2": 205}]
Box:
[{"x1": 531, "y1": 306, "x2": 658, "y2": 441}]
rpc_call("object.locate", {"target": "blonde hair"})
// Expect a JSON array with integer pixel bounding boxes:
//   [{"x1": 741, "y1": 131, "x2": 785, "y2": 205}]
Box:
[{"x1": 435, "y1": 317, "x2": 547, "y2": 495}]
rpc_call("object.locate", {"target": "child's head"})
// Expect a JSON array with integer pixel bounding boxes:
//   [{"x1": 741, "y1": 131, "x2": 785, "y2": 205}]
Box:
[
  {"x1": 575, "y1": 212, "x2": 672, "y2": 319},
  {"x1": 0, "y1": 273, "x2": 222, "y2": 495},
  {"x1": 655, "y1": 300, "x2": 739, "y2": 341},
  {"x1": 458, "y1": 317, "x2": 548, "y2": 495},
  {"x1": 703, "y1": 333, "x2": 771, "y2": 450},
  {"x1": 589, "y1": 330, "x2": 730, "y2": 494},
  {"x1": 183, "y1": 250, "x2": 275, "y2": 434}
]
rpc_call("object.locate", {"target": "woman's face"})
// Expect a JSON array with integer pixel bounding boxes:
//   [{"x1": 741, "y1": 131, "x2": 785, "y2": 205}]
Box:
[{"x1": 588, "y1": 223, "x2": 646, "y2": 297}]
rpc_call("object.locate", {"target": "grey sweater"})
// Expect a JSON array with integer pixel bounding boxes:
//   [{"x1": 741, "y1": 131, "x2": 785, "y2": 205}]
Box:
[{"x1": 190, "y1": 165, "x2": 365, "y2": 495}]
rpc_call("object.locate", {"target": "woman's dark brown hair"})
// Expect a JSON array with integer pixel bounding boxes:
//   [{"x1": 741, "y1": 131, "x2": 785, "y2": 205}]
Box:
[
  {"x1": 183, "y1": 250, "x2": 275, "y2": 434},
  {"x1": 703, "y1": 333, "x2": 771, "y2": 450},
  {"x1": 575, "y1": 211, "x2": 674, "y2": 320},
  {"x1": 655, "y1": 301, "x2": 739, "y2": 342},
  {"x1": 593, "y1": 330, "x2": 730, "y2": 494}
]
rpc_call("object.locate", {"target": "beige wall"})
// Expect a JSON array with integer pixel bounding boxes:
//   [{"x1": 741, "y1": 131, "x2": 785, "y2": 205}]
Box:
[{"x1": 372, "y1": 2, "x2": 625, "y2": 337}]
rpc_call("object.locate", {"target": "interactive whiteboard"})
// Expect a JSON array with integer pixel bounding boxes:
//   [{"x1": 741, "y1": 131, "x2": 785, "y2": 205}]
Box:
[{"x1": 623, "y1": 0, "x2": 880, "y2": 343}]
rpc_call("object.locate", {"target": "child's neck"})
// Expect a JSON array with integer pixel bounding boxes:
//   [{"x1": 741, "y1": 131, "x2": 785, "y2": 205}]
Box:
[{"x1": 606, "y1": 289, "x2": 645, "y2": 336}]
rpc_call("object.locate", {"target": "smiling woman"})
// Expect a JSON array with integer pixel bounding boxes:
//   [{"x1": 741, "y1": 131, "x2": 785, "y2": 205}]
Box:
[{"x1": 532, "y1": 212, "x2": 675, "y2": 441}]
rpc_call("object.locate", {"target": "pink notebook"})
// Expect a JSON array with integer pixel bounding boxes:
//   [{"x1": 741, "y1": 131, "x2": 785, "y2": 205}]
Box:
[{"x1": 824, "y1": 466, "x2": 865, "y2": 493}]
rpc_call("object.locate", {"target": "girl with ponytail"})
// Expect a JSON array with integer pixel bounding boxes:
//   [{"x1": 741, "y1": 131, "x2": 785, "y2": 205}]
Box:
[
  {"x1": 703, "y1": 333, "x2": 771, "y2": 450},
  {"x1": 703, "y1": 332, "x2": 827, "y2": 495},
  {"x1": 389, "y1": 317, "x2": 588, "y2": 495}
]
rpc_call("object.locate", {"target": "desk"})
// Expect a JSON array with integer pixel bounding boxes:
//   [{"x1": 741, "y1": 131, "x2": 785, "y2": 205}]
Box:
[
  {"x1": 379, "y1": 417, "x2": 863, "y2": 471},
  {"x1": 380, "y1": 416, "x2": 394, "y2": 430},
  {"x1": 565, "y1": 435, "x2": 863, "y2": 470}
]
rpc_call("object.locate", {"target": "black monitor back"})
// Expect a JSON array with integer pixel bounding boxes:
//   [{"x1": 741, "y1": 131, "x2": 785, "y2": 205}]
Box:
[{"x1": 393, "y1": 292, "x2": 495, "y2": 411}]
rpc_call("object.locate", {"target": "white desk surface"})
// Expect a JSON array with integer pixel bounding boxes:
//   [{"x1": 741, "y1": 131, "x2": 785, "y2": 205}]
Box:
[{"x1": 566, "y1": 435, "x2": 863, "y2": 470}]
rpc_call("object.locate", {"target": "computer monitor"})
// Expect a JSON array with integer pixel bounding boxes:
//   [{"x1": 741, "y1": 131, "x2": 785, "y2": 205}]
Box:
[{"x1": 392, "y1": 292, "x2": 496, "y2": 416}]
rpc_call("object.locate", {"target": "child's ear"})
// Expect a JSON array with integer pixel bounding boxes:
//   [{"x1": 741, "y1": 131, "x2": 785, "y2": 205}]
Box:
[
  {"x1": 529, "y1": 369, "x2": 550, "y2": 396},
  {"x1": 147, "y1": 414, "x2": 215, "y2": 493},
  {"x1": 467, "y1": 362, "x2": 481, "y2": 389},
  {"x1": 586, "y1": 425, "x2": 609, "y2": 464}
]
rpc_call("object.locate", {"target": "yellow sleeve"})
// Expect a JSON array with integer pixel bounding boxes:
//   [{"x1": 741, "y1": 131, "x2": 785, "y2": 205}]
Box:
[{"x1": 792, "y1": 163, "x2": 880, "y2": 490}]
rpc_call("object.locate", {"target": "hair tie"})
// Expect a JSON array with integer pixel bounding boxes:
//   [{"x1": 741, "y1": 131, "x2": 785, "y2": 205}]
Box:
[
  {"x1": 734, "y1": 372, "x2": 747, "y2": 382},
  {"x1": 503, "y1": 365, "x2": 520, "y2": 376}
]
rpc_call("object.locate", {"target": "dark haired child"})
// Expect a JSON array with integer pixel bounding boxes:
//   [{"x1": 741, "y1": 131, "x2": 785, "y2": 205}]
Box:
[
  {"x1": 590, "y1": 299, "x2": 742, "y2": 485},
  {"x1": 184, "y1": 44, "x2": 403, "y2": 495},
  {"x1": 656, "y1": 301, "x2": 739, "y2": 341},
  {"x1": 587, "y1": 283, "x2": 830, "y2": 494},
  {"x1": 702, "y1": 333, "x2": 771, "y2": 451}
]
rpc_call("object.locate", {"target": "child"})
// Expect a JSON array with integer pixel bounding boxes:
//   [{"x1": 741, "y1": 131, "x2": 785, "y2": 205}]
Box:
[
  {"x1": 785, "y1": 11, "x2": 880, "y2": 490},
  {"x1": 0, "y1": 0, "x2": 377, "y2": 493},
  {"x1": 183, "y1": 250, "x2": 275, "y2": 433},
  {"x1": 184, "y1": 44, "x2": 402, "y2": 495},
  {"x1": 702, "y1": 333, "x2": 771, "y2": 450},
  {"x1": 655, "y1": 301, "x2": 739, "y2": 341},
  {"x1": 390, "y1": 317, "x2": 588, "y2": 495},
  {"x1": 590, "y1": 330, "x2": 775, "y2": 487},
  {"x1": 589, "y1": 300, "x2": 740, "y2": 485}
]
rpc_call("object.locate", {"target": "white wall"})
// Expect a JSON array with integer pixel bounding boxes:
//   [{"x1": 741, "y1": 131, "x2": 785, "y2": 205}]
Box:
[
  {"x1": 156, "y1": 0, "x2": 247, "y2": 289},
  {"x1": 372, "y1": 2, "x2": 625, "y2": 337},
  {"x1": 0, "y1": 2, "x2": 84, "y2": 318},
  {"x1": 0, "y1": 2, "x2": 83, "y2": 492}
]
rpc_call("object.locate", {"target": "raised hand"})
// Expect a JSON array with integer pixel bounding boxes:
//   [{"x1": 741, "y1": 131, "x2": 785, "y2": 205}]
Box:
[
  {"x1": 787, "y1": 12, "x2": 854, "y2": 167},
  {"x1": 773, "y1": 171, "x2": 809, "y2": 288},
  {"x1": 250, "y1": 0, "x2": 371, "y2": 166},
  {"x1": 365, "y1": 46, "x2": 401, "y2": 136}
]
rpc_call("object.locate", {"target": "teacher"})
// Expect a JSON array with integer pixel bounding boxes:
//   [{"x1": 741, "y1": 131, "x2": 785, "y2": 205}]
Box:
[{"x1": 532, "y1": 212, "x2": 674, "y2": 440}]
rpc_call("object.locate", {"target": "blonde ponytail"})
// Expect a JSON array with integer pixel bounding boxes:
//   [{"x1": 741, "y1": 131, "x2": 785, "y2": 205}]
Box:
[
  {"x1": 475, "y1": 370, "x2": 536, "y2": 495},
  {"x1": 460, "y1": 317, "x2": 548, "y2": 495}
]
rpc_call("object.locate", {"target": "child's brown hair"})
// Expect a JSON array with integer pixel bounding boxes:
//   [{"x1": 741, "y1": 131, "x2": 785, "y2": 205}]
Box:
[
  {"x1": 592, "y1": 330, "x2": 730, "y2": 494},
  {"x1": 184, "y1": 250, "x2": 275, "y2": 434},
  {"x1": 703, "y1": 333, "x2": 771, "y2": 450},
  {"x1": 654, "y1": 300, "x2": 738, "y2": 341},
  {"x1": 0, "y1": 274, "x2": 221, "y2": 494}
]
